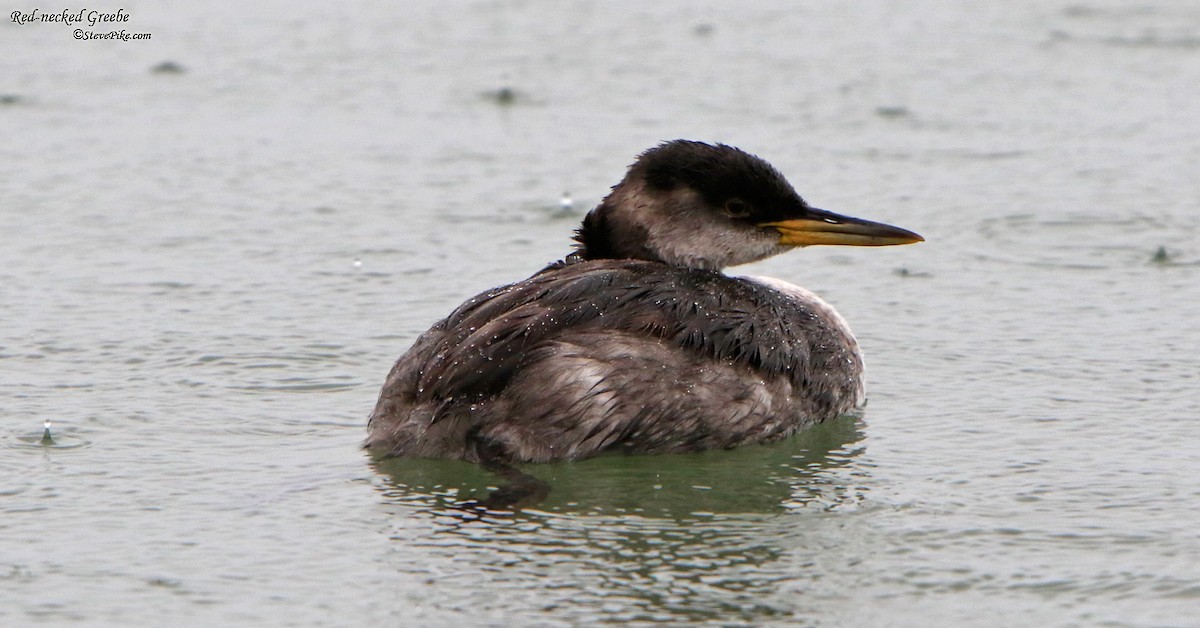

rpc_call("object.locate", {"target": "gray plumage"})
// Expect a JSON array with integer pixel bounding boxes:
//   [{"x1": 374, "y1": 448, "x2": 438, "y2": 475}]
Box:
[{"x1": 367, "y1": 140, "x2": 921, "y2": 463}]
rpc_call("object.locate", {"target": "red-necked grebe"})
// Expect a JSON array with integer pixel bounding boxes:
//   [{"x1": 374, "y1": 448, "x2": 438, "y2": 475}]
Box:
[{"x1": 367, "y1": 140, "x2": 922, "y2": 463}]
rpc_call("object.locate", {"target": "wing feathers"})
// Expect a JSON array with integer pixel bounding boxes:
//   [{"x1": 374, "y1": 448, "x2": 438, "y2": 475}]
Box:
[{"x1": 406, "y1": 259, "x2": 839, "y2": 404}]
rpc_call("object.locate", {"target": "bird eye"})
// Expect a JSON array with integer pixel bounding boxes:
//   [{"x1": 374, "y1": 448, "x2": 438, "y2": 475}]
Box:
[{"x1": 724, "y1": 199, "x2": 752, "y2": 218}]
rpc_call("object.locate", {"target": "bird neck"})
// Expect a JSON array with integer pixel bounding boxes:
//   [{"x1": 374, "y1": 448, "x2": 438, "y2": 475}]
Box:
[{"x1": 571, "y1": 181, "x2": 659, "y2": 264}]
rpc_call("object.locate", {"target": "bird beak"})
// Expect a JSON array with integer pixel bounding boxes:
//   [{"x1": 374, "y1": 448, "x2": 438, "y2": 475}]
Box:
[{"x1": 760, "y1": 207, "x2": 924, "y2": 247}]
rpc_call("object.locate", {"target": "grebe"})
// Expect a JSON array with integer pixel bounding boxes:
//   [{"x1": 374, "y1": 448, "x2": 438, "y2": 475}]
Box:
[{"x1": 367, "y1": 140, "x2": 922, "y2": 464}]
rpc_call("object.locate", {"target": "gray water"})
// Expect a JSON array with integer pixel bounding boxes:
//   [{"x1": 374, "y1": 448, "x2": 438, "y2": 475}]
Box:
[{"x1": 3, "y1": 1, "x2": 1199, "y2": 626}]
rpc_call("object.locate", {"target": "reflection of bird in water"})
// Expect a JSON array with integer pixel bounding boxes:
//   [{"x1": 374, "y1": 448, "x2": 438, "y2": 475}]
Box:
[
  {"x1": 372, "y1": 414, "x2": 868, "y2": 517},
  {"x1": 367, "y1": 140, "x2": 922, "y2": 465}
]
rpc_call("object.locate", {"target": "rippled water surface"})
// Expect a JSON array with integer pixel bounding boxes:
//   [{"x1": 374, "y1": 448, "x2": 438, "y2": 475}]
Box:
[{"x1": 4, "y1": 1, "x2": 1200, "y2": 626}]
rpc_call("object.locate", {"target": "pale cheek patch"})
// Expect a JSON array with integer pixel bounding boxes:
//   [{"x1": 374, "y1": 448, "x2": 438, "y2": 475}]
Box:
[{"x1": 646, "y1": 189, "x2": 785, "y2": 270}]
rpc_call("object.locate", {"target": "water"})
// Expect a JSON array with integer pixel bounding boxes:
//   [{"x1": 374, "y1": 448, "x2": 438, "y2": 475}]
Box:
[{"x1": 3, "y1": 1, "x2": 1199, "y2": 625}]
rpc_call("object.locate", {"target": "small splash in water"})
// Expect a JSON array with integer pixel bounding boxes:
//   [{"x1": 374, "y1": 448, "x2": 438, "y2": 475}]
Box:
[
  {"x1": 10, "y1": 420, "x2": 91, "y2": 451},
  {"x1": 549, "y1": 192, "x2": 577, "y2": 218}
]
